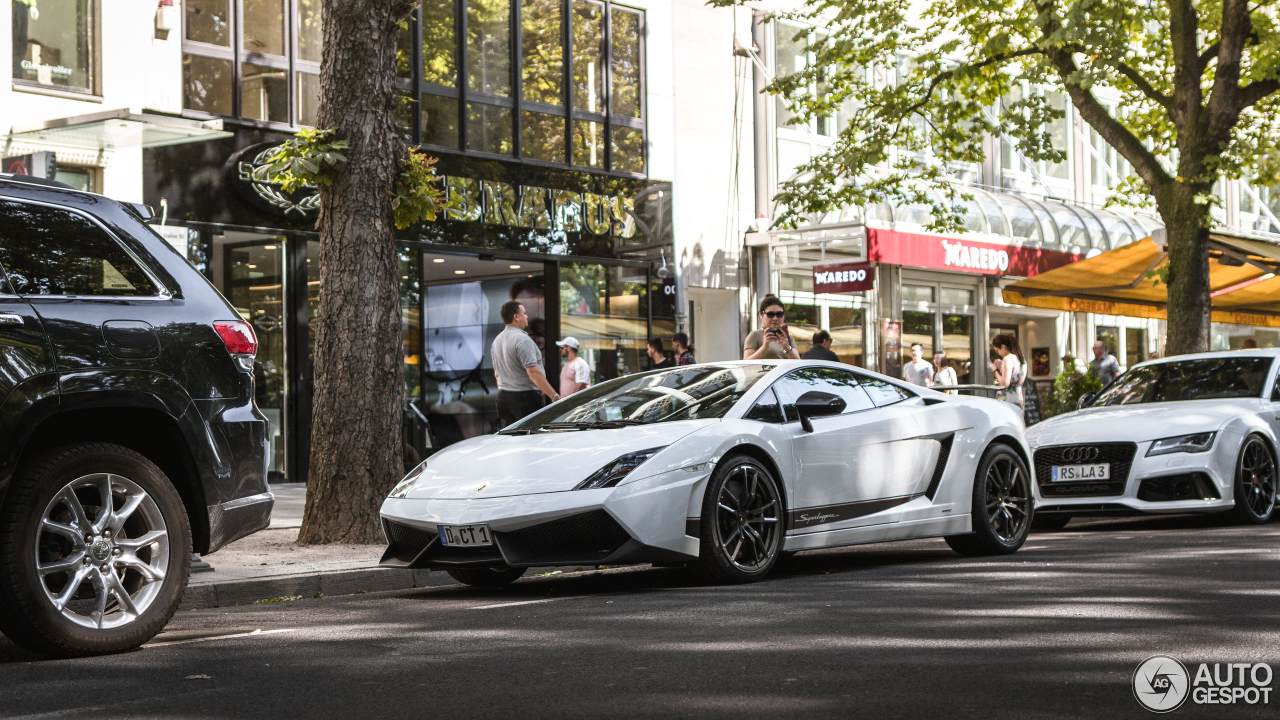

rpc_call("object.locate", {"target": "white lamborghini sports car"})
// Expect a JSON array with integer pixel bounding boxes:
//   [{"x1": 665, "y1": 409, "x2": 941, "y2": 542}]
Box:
[
  {"x1": 1027, "y1": 350, "x2": 1280, "y2": 529},
  {"x1": 380, "y1": 361, "x2": 1033, "y2": 586}
]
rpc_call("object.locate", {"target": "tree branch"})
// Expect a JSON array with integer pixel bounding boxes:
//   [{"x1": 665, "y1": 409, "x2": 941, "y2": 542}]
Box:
[
  {"x1": 1034, "y1": 0, "x2": 1170, "y2": 189},
  {"x1": 1197, "y1": 41, "x2": 1220, "y2": 72},
  {"x1": 1105, "y1": 60, "x2": 1174, "y2": 111},
  {"x1": 1237, "y1": 79, "x2": 1280, "y2": 109},
  {"x1": 898, "y1": 48, "x2": 1042, "y2": 119},
  {"x1": 1207, "y1": 0, "x2": 1251, "y2": 138}
]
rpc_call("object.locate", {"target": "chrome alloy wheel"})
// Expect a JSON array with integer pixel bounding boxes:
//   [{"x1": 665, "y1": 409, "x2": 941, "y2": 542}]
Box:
[
  {"x1": 984, "y1": 454, "x2": 1030, "y2": 543},
  {"x1": 35, "y1": 473, "x2": 170, "y2": 630},
  {"x1": 1239, "y1": 437, "x2": 1276, "y2": 519},
  {"x1": 713, "y1": 464, "x2": 781, "y2": 573}
]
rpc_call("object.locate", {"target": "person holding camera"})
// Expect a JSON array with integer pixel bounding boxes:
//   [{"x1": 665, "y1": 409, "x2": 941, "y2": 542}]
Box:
[{"x1": 743, "y1": 295, "x2": 801, "y2": 360}]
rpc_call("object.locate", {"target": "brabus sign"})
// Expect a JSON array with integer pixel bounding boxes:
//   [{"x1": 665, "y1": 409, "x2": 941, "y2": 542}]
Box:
[{"x1": 813, "y1": 261, "x2": 875, "y2": 294}]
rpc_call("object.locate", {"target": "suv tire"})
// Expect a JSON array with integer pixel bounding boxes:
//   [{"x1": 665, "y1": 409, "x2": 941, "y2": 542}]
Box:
[{"x1": 0, "y1": 443, "x2": 191, "y2": 657}]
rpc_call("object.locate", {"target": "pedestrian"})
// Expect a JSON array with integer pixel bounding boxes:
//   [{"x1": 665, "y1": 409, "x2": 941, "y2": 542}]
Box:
[
  {"x1": 903, "y1": 343, "x2": 934, "y2": 387},
  {"x1": 492, "y1": 300, "x2": 559, "y2": 428},
  {"x1": 1242, "y1": 337, "x2": 1259, "y2": 349},
  {"x1": 555, "y1": 336, "x2": 591, "y2": 398},
  {"x1": 743, "y1": 295, "x2": 801, "y2": 360},
  {"x1": 933, "y1": 351, "x2": 958, "y2": 393},
  {"x1": 1090, "y1": 340, "x2": 1121, "y2": 386},
  {"x1": 991, "y1": 334, "x2": 1025, "y2": 406},
  {"x1": 801, "y1": 329, "x2": 840, "y2": 362},
  {"x1": 647, "y1": 337, "x2": 674, "y2": 369},
  {"x1": 1148, "y1": 351, "x2": 1160, "y2": 360},
  {"x1": 672, "y1": 332, "x2": 696, "y2": 365}
]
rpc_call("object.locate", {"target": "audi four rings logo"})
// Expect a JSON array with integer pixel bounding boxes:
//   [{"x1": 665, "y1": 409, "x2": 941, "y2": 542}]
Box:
[{"x1": 1060, "y1": 446, "x2": 1101, "y2": 462}]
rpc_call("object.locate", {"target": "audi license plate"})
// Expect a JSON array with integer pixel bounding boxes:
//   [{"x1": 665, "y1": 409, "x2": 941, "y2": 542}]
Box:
[
  {"x1": 1051, "y1": 464, "x2": 1111, "y2": 482},
  {"x1": 438, "y1": 524, "x2": 493, "y2": 547}
]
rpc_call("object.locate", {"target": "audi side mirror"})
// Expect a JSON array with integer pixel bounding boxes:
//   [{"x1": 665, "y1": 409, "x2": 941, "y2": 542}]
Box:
[
  {"x1": 795, "y1": 391, "x2": 846, "y2": 433},
  {"x1": 1077, "y1": 392, "x2": 1097, "y2": 411}
]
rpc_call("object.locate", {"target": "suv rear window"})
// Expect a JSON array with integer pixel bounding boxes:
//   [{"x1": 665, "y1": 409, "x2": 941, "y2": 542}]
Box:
[{"x1": 0, "y1": 199, "x2": 157, "y2": 297}]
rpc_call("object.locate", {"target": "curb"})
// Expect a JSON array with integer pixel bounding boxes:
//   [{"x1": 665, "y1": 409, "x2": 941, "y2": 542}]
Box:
[{"x1": 180, "y1": 567, "x2": 459, "y2": 609}]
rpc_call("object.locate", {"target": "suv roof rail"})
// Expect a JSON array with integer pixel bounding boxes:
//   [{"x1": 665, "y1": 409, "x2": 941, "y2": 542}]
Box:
[{"x1": 0, "y1": 172, "x2": 74, "y2": 190}]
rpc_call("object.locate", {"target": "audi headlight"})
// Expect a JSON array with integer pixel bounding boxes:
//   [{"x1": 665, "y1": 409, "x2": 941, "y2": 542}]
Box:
[
  {"x1": 574, "y1": 447, "x2": 666, "y2": 490},
  {"x1": 1146, "y1": 432, "x2": 1216, "y2": 457},
  {"x1": 388, "y1": 461, "x2": 429, "y2": 498}
]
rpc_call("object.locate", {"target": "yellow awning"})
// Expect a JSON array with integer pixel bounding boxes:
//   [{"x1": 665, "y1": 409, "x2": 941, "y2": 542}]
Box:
[{"x1": 1002, "y1": 232, "x2": 1280, "y2": 328}]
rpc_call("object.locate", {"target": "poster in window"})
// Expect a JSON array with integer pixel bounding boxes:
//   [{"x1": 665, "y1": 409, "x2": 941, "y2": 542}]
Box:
[
  {"x1": 881, "y1": 319, "x2": 901, "y2": 380},
  {"x1": 1031, "y1": 347, "x2": 1050, "y2": 377}
]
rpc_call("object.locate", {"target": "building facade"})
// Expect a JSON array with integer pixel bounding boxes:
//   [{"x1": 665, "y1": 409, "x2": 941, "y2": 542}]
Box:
[
  {"x1": 3, "y1": 0, "x2": 758, "y2": 479},
  {"x1": 742, "y1": 9, "x2": 1280, "y2": 399}
]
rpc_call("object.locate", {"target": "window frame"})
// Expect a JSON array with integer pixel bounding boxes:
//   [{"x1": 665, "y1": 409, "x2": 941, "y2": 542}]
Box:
[
  {"x1": 406, "y1": 0, "x2": 645, "y2": 174},
  {"x1": 769, "y1": 365, "x2": 881, "y2": 424},
  {"x1": 0, "y1": 197, "x2": 172, "y2": 301},
  {"x1": 182, "y1": 0, "x2": 298, "y2": 128},
  {"x1": 11, "y1": 0, "x2": 102, "y2": 96}
]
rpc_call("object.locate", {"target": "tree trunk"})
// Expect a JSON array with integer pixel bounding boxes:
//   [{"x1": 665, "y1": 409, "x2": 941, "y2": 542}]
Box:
[
  {"x1": 1155, "y1": 184, "x2": 1213, "y2": 357},
  {"x1": 297, "y1": 0, "x2": 413, "y2": 544}
]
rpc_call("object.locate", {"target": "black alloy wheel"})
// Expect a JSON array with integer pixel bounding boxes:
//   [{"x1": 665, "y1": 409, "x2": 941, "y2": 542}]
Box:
[
  {"x1": 446, "y1": 567, "x2": 527, "y2": 587},
  {"x1": 1232, "y1": 435, "x2": 1276, "y2": 524},
  {"x1": 697, "y1": 455, "x2": 783, "y2": 584},
  {"x1": 946, "y1": 444, "x2": 1032, "y2": 556}
]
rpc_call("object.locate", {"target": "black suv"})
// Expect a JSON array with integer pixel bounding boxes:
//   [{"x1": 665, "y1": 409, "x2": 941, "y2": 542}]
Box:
[{"x1": 0, "y1": 174, "x2": 271, "y2": 656}]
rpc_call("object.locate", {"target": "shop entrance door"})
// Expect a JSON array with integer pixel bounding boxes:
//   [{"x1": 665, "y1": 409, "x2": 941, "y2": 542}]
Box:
[
  {"x1": 901, "y1": 277, "x2": 979, "y2": 385},
  {"x1": 212, "y1": 231, "x2": 290, "y2": 481},
  {"x1": 419, "y1": 253, "x2": 548, "y2": 449}
]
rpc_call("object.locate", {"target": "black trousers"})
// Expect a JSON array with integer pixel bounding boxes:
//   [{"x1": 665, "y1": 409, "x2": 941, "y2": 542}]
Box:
[{"x1": 497, "y1": 390, "x2": 544, "y2": 428}]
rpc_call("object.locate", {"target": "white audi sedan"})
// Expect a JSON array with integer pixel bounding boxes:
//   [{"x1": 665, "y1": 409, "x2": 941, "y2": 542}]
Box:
[
  {"x1": 380, "y1": 360, "x2": 1033, "y2": 586},
  {"x1": 1026, "y1": 349, "x2": 1280, "y2": 528}
]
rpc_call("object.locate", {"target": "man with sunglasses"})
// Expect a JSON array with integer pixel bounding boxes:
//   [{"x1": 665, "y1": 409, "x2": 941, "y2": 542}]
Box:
[{"x1": 744, "y1": 295, "x2": 801, "y2": 360}]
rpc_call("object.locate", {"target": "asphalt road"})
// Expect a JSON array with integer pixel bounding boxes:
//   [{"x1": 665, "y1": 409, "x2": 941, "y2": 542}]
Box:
[{"x1": 2, "y1": 515, "x2": 1277, "y2": 719}]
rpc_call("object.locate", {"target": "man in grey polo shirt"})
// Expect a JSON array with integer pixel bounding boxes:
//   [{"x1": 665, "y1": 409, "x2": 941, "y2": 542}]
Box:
[{"x1": 492, "y1": 300, "x2": 559, "y2": 428}]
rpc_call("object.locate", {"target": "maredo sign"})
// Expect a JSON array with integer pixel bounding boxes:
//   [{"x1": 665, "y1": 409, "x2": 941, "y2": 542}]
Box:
[
  {"x1": 812, "y1": 228, "x2": 1084, "y2": 294},
  {"x1": 813, "y1": 262, "x2": 874, "y2": 293}
]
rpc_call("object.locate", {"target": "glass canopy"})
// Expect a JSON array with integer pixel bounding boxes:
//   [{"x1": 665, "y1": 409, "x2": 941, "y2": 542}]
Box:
[{"x1": 788, "y1": 183, "x2": 1163, "y2": 258}]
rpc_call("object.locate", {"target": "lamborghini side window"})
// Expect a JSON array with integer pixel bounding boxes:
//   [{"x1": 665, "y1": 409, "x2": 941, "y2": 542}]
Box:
[
  {"x1": 857, "y1": 373, "x2": 914, "y2": 407},
  {"x1": 772, "y1": 367, "x2": 876, "y2": 422},
  {"x1": 744, "y1": 387, "x2": 784, "y2": 423}
]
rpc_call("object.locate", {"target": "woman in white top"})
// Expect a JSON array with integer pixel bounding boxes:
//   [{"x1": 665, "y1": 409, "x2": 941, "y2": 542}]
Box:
[
  {"x1": 932, "y1": 351, "x2": 959, "y2": 394},
  {"x1": 989, "y1": 334, "x2": 1025, "y2": 406}
]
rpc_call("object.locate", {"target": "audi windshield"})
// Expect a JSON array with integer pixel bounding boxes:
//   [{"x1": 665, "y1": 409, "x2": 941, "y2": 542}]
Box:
[
  {"x1": 1091, "y1": 357, "x2": 1274, "y2": 406},
  {"x1": 502, "y1": 364, "x2": 772, "y2": 433}
]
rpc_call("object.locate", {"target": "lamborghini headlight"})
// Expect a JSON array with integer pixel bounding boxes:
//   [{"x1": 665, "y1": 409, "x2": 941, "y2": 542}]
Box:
[
  {"x1": 1146, "y1": 432, "x2": 1216, "y2": 457},
  {"x1": 388, "y1": 461, "x2": 429, "y2": 498},
  {"x1": 574, "y1": 447, "x2": 666, "y2": 490}
]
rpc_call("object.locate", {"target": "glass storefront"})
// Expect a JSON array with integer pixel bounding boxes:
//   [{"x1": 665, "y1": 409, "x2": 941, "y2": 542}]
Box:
[
  {"x1": 212, "y1": 232, "x2": 290, "y2": 479},
  {"x1": 11, "y1": 0, "x2": 96, "y2": 93},
  {"x1": 175, "y1": 223, "x2": 659, "y2": 481},
  {"x1": 144, "y1": 122, "x2": 673, "y2": 481},
  {"x1": 902, "y1": 280, "x2": 977, "y2": 383}
]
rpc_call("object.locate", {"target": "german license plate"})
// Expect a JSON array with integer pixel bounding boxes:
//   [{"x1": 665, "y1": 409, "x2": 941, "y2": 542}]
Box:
[
  {"x1": 438, "y1": 524, "x2": 493, "y2": 547},
  {"x1": 1051, "y1": 464, "x2": 1111, "y2": 482}
]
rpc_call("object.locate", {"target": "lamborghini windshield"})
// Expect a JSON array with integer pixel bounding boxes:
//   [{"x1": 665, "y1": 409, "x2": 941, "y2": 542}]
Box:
[
  {"x1": 502, "y1": 364, "x2": 773, "y2": 433},
  {"x1": 1091, "y1": 357, "x2": 1273, "y2": 406}
]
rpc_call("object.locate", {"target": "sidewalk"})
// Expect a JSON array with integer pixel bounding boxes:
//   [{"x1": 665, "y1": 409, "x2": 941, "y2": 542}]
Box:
[{"x1": 182, "y1": 484, "x2": 457, "y2": 609}]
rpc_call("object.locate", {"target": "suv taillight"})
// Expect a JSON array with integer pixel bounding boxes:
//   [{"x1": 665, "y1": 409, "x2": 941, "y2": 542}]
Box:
[{"x1": 214, "y1": 321, "x2": 257, "y2": 356}]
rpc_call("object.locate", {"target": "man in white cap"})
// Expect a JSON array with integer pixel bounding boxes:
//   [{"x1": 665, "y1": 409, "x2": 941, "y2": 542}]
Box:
[{"x1": 556, "y1": 337, "x2": 591, "y2": 398}]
